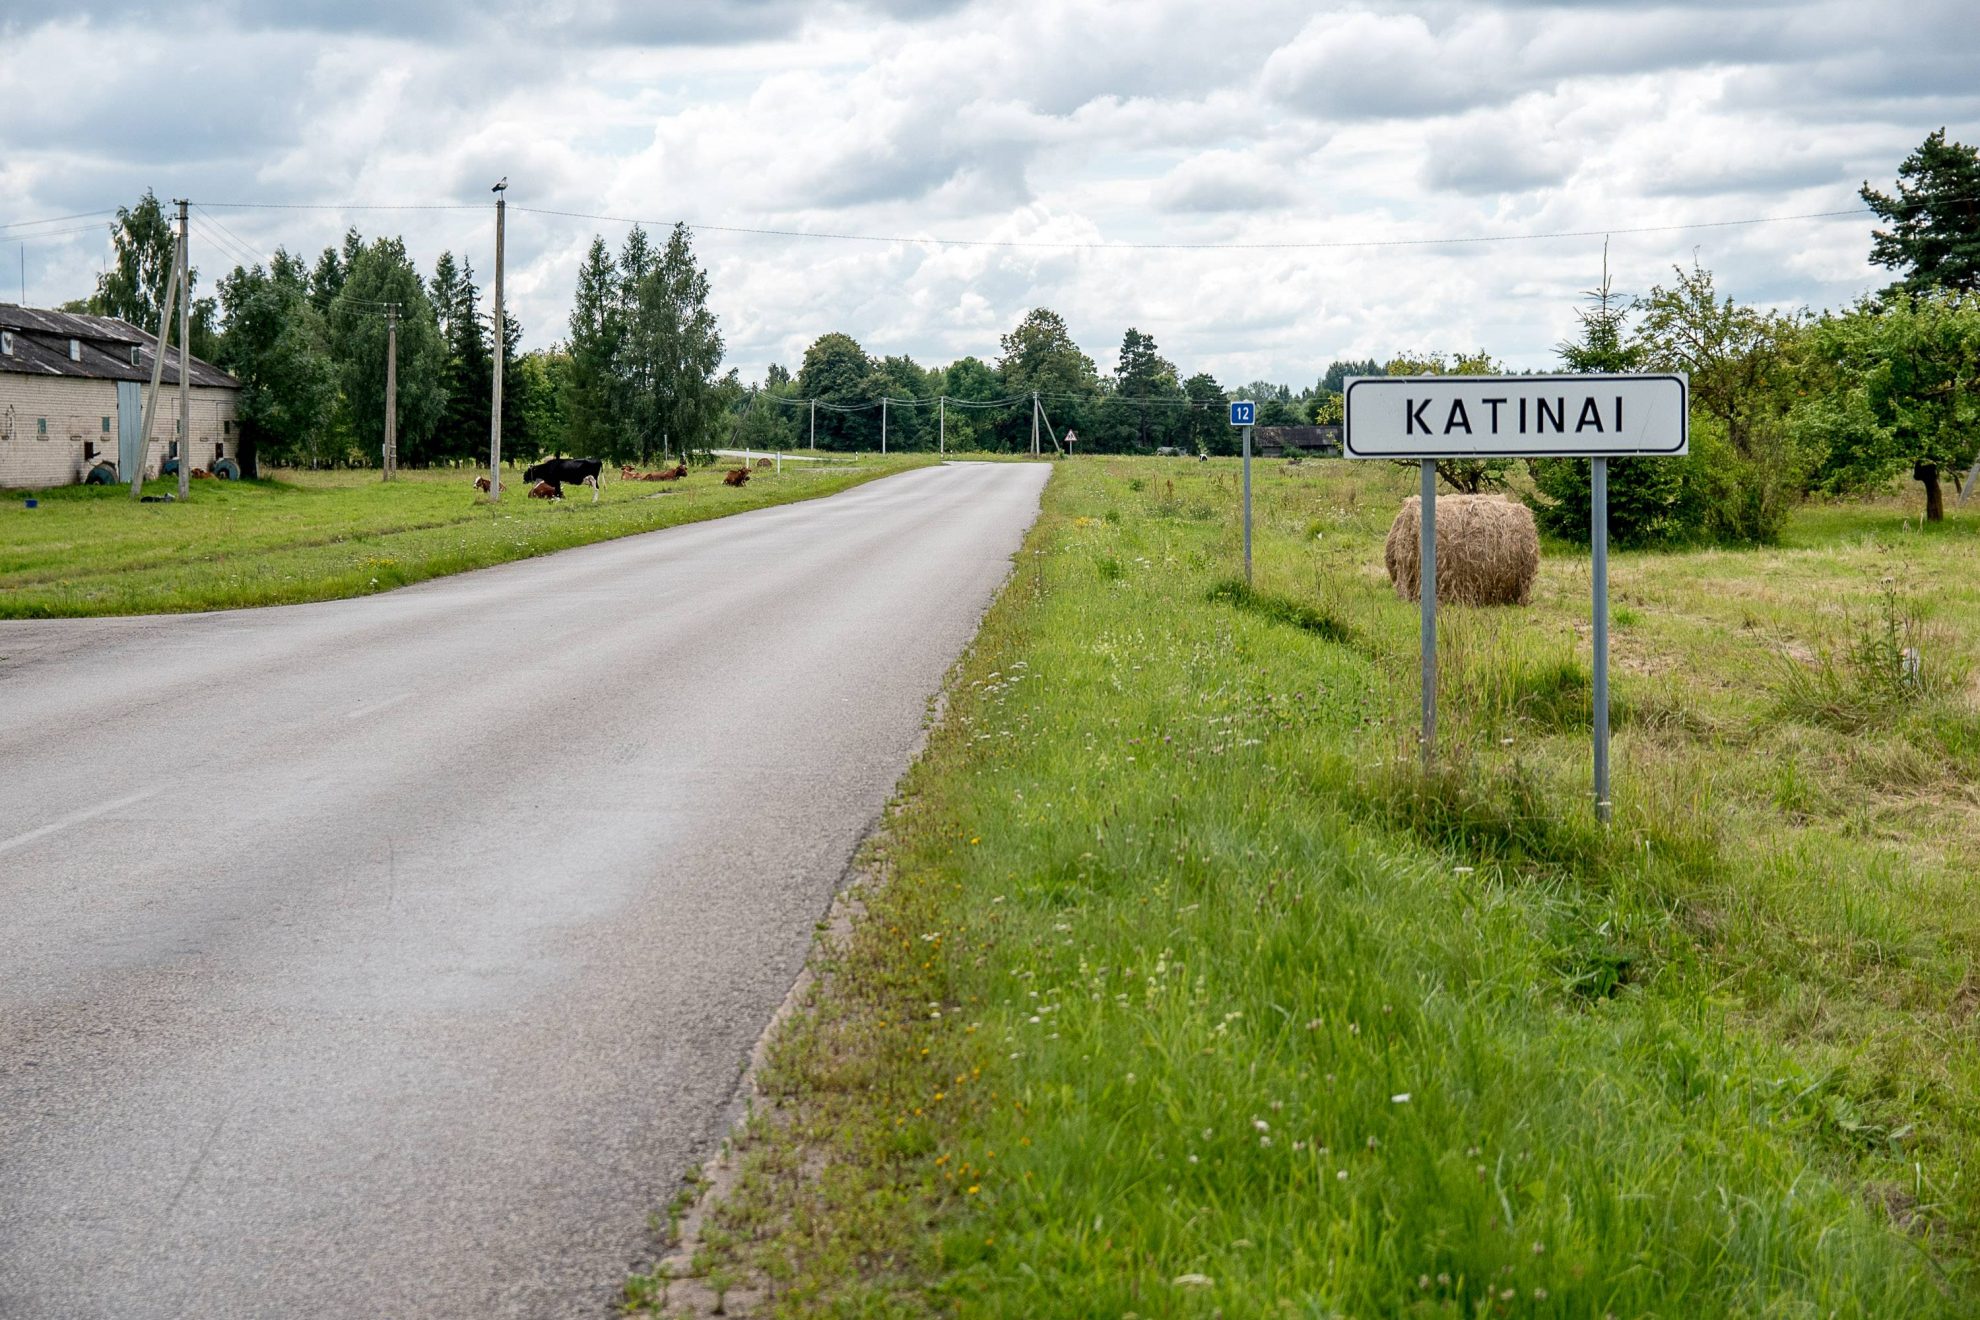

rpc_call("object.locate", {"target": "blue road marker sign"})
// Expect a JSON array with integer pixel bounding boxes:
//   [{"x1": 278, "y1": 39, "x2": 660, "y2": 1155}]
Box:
[{"x1": 1229, "y1": 400, "x2": 1256, "y2": 426}]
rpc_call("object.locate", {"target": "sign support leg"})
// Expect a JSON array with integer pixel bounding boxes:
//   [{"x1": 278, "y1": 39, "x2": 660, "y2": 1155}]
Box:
[
  {"x1": 1420, "y1": 459, "x2": 1437, "y2": 767},
  {"x1": 1591, "y1": 457, "x2": 1611, "y2": 822},
  {"x1": 1241, "y1": 423, "x2": 1253, "y2": 585}
]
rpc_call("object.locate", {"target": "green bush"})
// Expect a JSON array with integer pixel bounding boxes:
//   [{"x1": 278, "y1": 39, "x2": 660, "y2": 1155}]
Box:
[
  {"x1": 1529, "y1": 452, "x2": 1698, "y2": 546},
  {"x1": 1530, "y1": 414, "x2": 1802, "y2": 548},
  {"x1": 1691, "y1": 416, "x2": 1805, "y2": 545}
]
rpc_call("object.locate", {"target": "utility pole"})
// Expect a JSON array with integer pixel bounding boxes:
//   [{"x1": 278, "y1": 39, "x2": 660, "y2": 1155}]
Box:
[
  {"x1": 488, "y1": 180, "x2": 507, "y2": 499},
  {"x1": 938, "y1": 395, "x2": 945, "y2": 454},
  {"x1": 881, "y1": 397, "x2": 888, "y2": 454},
  {"x1": 177, "y1": 199, "x2": 190, "y2": 502},
  {"x1": 383, "y1": 303, "x2": 399, "y2": 480},
  {"x1": 1031, "y1": 391, "x2": 1040, "y2": 456},
  {"x1": 133, "y1": 222, "x2": 182, "y2": 498},
  {"x1": 809, "y1": 398, "x2": 816, "y2": 451}
]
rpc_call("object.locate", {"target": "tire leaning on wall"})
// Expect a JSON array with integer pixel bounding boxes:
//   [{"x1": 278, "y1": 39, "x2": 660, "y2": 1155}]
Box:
[
  {"x1": 84, "y1": 463, "x2": 118, "y2": 485},
  {"x1": 212, "y1": 458, "x2": 241, "y2": 480}
]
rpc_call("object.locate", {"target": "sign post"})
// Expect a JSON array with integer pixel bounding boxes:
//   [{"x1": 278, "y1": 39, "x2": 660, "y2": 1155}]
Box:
[
  {"x1": 1419, "y1": 458, "x2": 1436, "y2": 766},
  {"x1": 1343, "y1": 374, "x2": 1687, "y2": 818},
  {"x1": 1230, "y1": 400, "x2": 1256, "y2": 584}
]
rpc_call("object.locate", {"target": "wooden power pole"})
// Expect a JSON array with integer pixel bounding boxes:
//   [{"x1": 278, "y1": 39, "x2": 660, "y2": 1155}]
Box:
[
  {"x1": 177, "y1": 199, "x2": 190, "y2": 502},
  {"x1": 383, "y1": 303, "x2": 399, "y2": 480},
  {"x1": 133, "y1": 221, "x2": 182, "y2": 499},
  {"x1": 488, "y1": 181, "x2": 507, "y2": 498}
]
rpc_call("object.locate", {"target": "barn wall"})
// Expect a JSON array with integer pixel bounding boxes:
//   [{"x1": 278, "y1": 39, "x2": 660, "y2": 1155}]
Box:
[{"x1": 0, "y1": 374, "x2": 239, "y2": 488}]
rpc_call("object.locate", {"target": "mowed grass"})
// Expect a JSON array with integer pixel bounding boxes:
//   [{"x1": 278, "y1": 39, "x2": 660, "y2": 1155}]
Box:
[
  {"x1": 0, "y1": 456, "x2": 938, "y2": 617},
  {"x1": 638, "y1": 457, "x2": 1980, "y2": 1318}
]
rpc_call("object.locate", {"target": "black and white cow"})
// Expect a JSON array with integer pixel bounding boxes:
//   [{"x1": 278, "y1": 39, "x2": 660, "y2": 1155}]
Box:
[{"x1": 522, "y1": 456, "x2": 604, "y2": 502}]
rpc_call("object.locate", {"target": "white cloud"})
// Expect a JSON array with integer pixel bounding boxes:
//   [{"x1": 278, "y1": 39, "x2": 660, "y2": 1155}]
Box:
[{"x1": 3, "y1": 0, "x2": 1974, "y2": 387}]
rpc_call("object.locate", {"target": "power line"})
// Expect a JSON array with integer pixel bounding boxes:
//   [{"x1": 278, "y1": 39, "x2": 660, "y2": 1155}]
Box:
[
  {"x1": 192, "y1": 205, "x2": 268, "y2": 267},
  {"x1": 197, "y1": 201, "x2": 489, "y2": 213},
  {"x1": 512, "y1": 201, "x2": 1886, "y2": 252},
  {"x1": 5, "y1": 222, "x2": 115, "y2": 244},
  {"x1": 0, "y1": 209, "x2": 120, "y2": 232}
]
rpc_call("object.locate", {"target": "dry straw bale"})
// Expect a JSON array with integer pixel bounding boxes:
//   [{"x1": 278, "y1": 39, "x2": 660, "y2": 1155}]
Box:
[{"x1": 1384, "y1": 493, "x2": 1540, "y2": 606}]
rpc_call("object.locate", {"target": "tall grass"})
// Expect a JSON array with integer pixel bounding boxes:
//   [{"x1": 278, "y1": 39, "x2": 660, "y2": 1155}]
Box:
[{"x1": 649, "y1": 457, "x2": 1980, "y2": 1318}]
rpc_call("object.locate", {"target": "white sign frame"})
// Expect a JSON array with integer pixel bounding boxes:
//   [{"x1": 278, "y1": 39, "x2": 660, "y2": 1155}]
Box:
[
  {"x1": 1339, "y1": 372, "x2": 1690, "y2": 824},
  {"x1": 1342, "y1": 373, "x2": 1687, "y2": 460}
]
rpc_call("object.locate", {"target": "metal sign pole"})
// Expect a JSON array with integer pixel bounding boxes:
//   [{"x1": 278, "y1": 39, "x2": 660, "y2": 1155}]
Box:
[
  {"x1": 1242, "y1": 422, "x2": 1253, "y2": 585},
  {"x1": 1591, "y1": 457, "x2": 1611, "y2": 822},
  {"x1": 1420, "y1": 459, "x2": 1437, "y2": 766}
]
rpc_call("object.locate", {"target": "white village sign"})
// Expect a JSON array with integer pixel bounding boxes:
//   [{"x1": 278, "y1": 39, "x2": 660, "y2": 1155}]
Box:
[
  {"x1": 1343, "y1": 374, "x2": 1688, "y2": 458},
  {"x1": 1343, "y1": 373, "x2": 1690, "y2": 821}
]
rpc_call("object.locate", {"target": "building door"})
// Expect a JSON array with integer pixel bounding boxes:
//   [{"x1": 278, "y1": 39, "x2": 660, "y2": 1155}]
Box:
[{"x1": 116, "y1": 380, "x2": 144, "y2": 478}]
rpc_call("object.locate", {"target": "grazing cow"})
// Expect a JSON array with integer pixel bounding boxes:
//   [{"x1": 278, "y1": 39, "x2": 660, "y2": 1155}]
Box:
[
  {"x1": 527, "y1": 480, "x2": 560, "y2": 499},
  {"x1": 523, "y1": 456, "x2": 604, "y2": 503},
  {"x1": 473, "y1": 475, "x2": 492, "y2": 492},
  {"x1": 723, "y1": 467, "x2": 751, "y2": 487},
  {"x1": 657, "y1": 463, "x2": 688, "y2": 480}
]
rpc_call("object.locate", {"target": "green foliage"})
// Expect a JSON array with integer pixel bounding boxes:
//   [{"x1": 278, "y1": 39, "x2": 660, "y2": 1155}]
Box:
[
  {"x1": 556, "y1": 225, "x2": 725, "y2": 463},
  {"x1": 215, "y1": 249, "x2": 338, "y2": 470},
  {"x1": 1318, "y1": 356, "x2": 1383, "y2": 394},
  {"x1": 431, "y1": 251, "x2": 493, "y2": 461},
  {"x1": 797, "y1": 331, "x2": 878, "y2": 450},
  {"x1": 90, "y1": 190, "x2": 220, "y2": 359},
  {"x1": 1635, "y1": 260, "x2": 1803, "y2": 458},
  {"x1": 1795, "y1": 291, "x2": 1980, "y2": 520},
  {"x1": 1384, "y1": 350, "x2": 1514, "y2": 492},
  {"x1": 1771, "y1": 582, "x2": 1966, "y2": 734},
  {"x1": 326, "y1": 236, "x2": 447, "y2": 467},
  {"x1": 1862, "y1": 128, "x2": 1980, "y2": 295}
]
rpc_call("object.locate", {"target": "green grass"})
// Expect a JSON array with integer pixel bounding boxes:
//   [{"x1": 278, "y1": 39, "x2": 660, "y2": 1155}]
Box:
[
  {"x1": 0, "y1": 455, "x2": 938, "y2": 617},
  {"x1": 637, "y1": 456, "x2": 1980, "y2": 1318}
]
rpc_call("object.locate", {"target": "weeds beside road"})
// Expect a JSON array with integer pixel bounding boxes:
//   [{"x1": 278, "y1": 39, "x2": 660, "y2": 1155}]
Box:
[
  {"x1": 0, "y1": 456, "x2": 936, "y2": 617},
  {"x1": 641, "y1": 456, "x2": 1980, "y2": 1317}
]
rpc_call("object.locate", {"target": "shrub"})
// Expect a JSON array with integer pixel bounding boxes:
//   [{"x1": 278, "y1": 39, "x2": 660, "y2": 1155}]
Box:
[
  {"x1": 1529, "y1": 414, "x2": 1803, "y2": 548},
  {"x1": 1529, "y1": 452, "x2": 1699, "y2": 547}
]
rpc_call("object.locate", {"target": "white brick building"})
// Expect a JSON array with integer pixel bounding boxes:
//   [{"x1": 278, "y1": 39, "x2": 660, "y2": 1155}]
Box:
[{"x1": 0, "y1": 304, "x2": 240, "y2": 489}]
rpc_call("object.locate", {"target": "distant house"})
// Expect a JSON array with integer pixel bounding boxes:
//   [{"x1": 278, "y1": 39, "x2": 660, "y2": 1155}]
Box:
[
  {"x1": 1254, "y1": 424, "x2": 1343, "y2": 458},
  {"x1": 0, "y1": 303, "x2": 240, "y2": 489}
]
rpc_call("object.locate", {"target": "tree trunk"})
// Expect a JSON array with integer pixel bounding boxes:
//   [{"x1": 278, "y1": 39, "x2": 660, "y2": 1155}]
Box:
[{"x1": 1917, "y1": 461, "x2": 1944, "y2": 521}]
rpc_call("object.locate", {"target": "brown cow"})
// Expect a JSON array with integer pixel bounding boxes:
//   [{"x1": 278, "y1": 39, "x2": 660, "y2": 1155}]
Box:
[
  {"x1": 528, "y1": 480, "x2": 561, "y2": 499},
  {"x1": 722, "y1": 467, "x2": 751, "y2": 487},
  {"x1": 473, "y1": 475, "x2": 492, "y2": 492}
]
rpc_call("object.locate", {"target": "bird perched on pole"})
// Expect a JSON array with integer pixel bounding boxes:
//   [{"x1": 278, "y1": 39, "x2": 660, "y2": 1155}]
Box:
[{"x1": 491, "y1": 177, "x2": 507, "y2": 193}]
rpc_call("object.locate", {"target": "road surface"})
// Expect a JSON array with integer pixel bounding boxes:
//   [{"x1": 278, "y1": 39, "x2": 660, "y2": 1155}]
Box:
[{"x1": 0, "y1": 460, "x2": 1049, "y2": 1318}]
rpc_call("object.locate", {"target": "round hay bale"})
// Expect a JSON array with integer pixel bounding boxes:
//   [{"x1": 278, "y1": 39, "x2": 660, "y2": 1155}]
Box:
[{"x1": 1384, "y1": 493, "x2": 1539, "y2": 606}]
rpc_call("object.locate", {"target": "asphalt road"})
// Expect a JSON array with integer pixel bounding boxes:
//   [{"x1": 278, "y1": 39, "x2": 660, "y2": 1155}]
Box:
[{"x1": 0, "y1": 460, "x2": 1049, "y2": 1319}]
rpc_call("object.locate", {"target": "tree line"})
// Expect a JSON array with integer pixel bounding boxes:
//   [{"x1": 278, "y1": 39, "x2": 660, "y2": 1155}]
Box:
[{"x1": 62, "y1": 128, "x2": 1979, "y2": 532}]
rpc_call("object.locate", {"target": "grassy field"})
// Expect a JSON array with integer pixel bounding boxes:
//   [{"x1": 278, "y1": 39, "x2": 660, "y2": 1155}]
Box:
[
  {"x1": 637, "y1": 456, "x2": 1980, "y2": 1317},
  {"x1": 0, "y1": 456, "x2": 936, "y2": 617}
]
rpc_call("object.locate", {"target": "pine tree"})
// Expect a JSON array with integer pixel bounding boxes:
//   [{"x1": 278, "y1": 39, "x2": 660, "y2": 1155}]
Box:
[
  {"x1": 565, "y1": 237, "x2": 623, "y2": 459},
  {"x1": 1863, "y1": 129, "x2": 1980, "y2": 294}
]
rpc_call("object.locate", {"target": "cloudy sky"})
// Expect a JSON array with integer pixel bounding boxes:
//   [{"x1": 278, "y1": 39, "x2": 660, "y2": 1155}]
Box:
[{"x1": 3, "y1": 0, "x2": 1974, "y2": 388}]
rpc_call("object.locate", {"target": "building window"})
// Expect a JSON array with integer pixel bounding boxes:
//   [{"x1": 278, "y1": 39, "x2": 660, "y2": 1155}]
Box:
[
  {"x1": 85, "y1": 441, "x2": 97, "y2": 461},
  {"x1": 130, "y1": 346, "x2": 142, "y2": 367},
  {"x1": 215, "y1": 442, "x2": 225, "y2": 460},
  {"x1": 223, "y1": 419, "x2": 234, "y2": 436},
  {"x1": 1, "y1": 331, "x2": 13, "y2": 355},
  {"x1": 102, "y1": 416, "x2": 112, "y2": 433},
  {"x1": 69, "y1": 338, "x2": 82, "y2": 362},
  {"x1": 175, "y1": 418, "x2": 182, "y2": 434},
  {"x1": 37, "y1": 417, "x2": 48, "y2": 438}
]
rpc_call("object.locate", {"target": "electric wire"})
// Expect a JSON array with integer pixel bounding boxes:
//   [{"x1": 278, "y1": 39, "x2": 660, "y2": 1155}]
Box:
[{"x1": 0, "y1": 209, "x2": 120, "y2": 232}]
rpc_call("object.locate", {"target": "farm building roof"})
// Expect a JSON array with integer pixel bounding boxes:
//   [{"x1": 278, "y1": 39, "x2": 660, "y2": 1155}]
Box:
[{"x1": 0, "y1": 303, "x2": 238, "y2": 390}]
